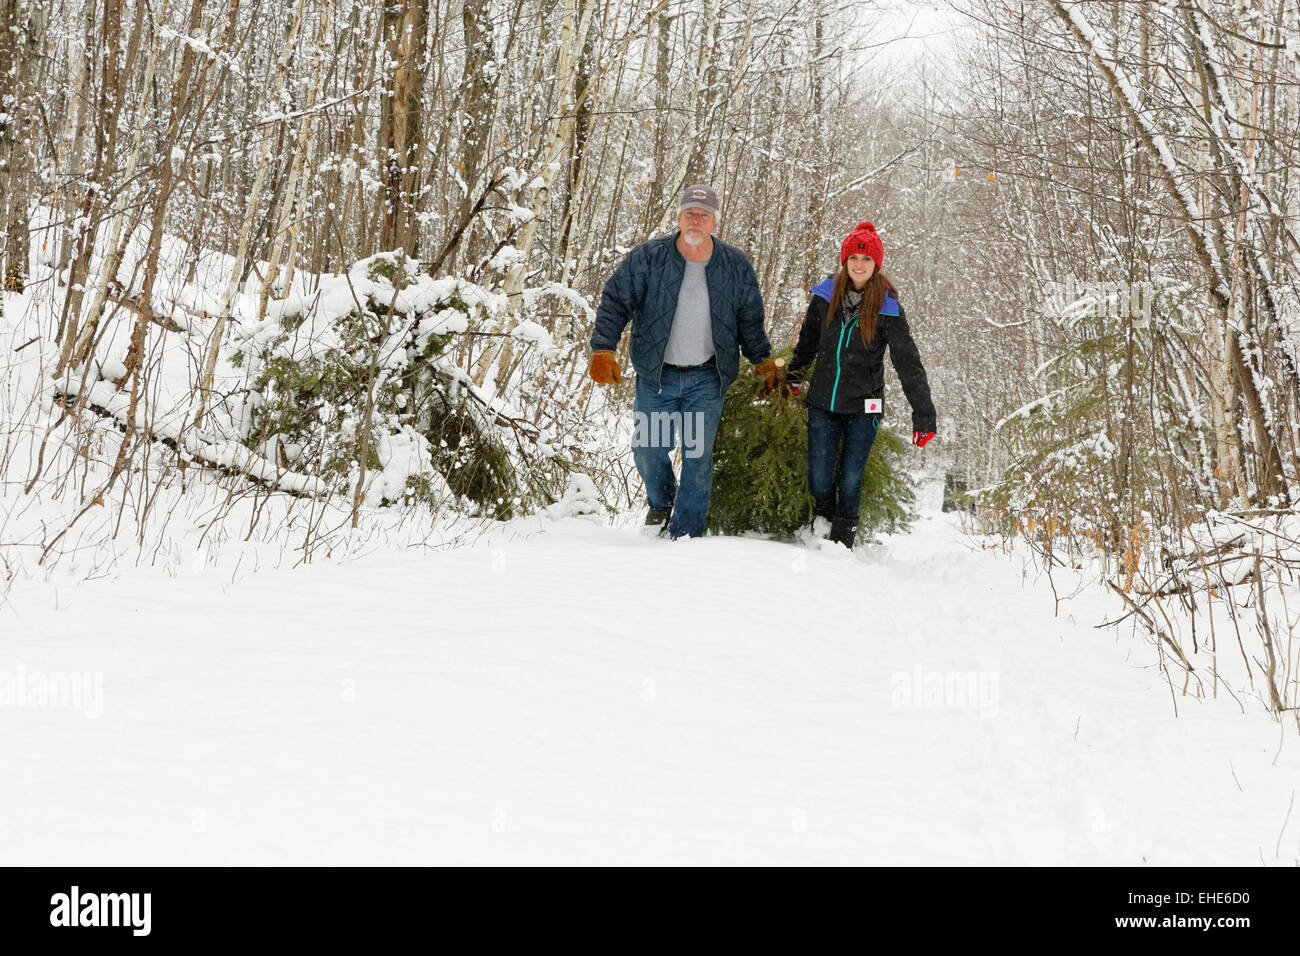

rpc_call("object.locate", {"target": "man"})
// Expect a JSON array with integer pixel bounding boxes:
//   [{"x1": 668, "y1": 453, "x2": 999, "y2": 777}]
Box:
[{"x1": 589, "y1": 184, "x2": 775, "y2": 539}]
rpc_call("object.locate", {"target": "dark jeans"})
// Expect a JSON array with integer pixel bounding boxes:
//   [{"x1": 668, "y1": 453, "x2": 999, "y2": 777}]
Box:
[
  {"x1": 807, "y1": 404, "x2": 880, "y2": 521},
  {"x1": 632, "y1": 365, "x2": 725, "y2": 537}
]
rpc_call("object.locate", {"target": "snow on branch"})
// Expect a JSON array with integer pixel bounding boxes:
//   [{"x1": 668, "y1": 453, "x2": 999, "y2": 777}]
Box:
[{"x1": 1047, "y1": 0, "x2": 1230, "y2": 302}]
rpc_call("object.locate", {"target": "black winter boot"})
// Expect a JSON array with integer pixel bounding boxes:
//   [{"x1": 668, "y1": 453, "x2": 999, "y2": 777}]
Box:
[
  {"x1": 812, "y1": 495, "x2": 836, "y2": 532},
  {"x1": 829, "y1": 517, "x2": 858, "y2": 548},
  {"x1": 643, "y1": 508, "x2": 671, "y2": 538}
]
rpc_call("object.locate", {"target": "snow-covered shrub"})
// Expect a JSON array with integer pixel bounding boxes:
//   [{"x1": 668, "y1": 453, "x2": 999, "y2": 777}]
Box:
[
  {"x1": 231, "y1": 252, "x2": 522, "y2": 512},
  {"x1": 417, "y1": 376, "x2": 520, "y2": 517}
]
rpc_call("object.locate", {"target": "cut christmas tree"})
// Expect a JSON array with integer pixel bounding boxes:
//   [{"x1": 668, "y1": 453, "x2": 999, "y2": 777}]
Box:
[{"x1": 707, "y1": 352, "x2": 915, "y2": 543}]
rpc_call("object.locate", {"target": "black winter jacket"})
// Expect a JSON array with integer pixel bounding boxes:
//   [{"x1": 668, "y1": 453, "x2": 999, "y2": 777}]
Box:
[{"x1": 790, "y1": 277, "x2": 936, "y2": 432}]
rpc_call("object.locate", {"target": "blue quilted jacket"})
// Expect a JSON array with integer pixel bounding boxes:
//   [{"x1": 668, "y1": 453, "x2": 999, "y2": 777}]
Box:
[{"x1": 590, "y1": 232, "x2": 771, "y2": 396}]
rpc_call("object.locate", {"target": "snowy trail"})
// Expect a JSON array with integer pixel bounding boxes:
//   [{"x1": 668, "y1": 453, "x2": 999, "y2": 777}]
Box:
[{"x1": 2, "y1": 506, "x2": 1298, "y2": 865}]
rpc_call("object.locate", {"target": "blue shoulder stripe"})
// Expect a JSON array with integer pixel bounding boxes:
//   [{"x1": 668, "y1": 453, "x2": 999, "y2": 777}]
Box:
[{"x1": 812, "y1": 279, "x2": 900, "y2": 315}]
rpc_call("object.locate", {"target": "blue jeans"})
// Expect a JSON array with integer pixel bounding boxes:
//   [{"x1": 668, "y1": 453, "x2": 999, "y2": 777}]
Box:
[
  {"x1": 632, "y1": 366, "x2": 725, "y2": 537},
  {"x1": 807, "y1": 404, "x2": 880, "y2": 521}
]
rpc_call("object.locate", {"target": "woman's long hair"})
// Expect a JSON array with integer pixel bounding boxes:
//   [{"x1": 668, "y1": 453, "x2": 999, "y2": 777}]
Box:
[{"x1": 826, "y1": 266, "x2": 896, "y2": 346}]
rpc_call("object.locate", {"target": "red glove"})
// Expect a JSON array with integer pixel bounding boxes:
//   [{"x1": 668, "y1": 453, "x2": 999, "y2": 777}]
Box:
[{"x1": 912, "y1": 431, "x2": 935, "y2": 447}]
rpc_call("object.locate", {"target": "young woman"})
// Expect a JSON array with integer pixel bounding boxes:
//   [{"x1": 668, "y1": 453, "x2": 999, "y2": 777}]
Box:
[{"x1": 789, "y1": 221, "x2": 936, "y2": 547}]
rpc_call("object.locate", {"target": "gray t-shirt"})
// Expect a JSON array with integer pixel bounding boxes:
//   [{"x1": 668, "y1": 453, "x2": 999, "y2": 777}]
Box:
[{"x1": 663, "y1": 259, "x2": 715, "y2": 365}]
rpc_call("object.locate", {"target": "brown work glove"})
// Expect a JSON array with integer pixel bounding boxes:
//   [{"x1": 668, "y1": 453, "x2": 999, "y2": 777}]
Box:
[
  {"x1": 589, "y1": 349, "x2": 622, "y2": 385},
  {"x1": 752, "y1": 356, "x2": 777, "y2": 387}
]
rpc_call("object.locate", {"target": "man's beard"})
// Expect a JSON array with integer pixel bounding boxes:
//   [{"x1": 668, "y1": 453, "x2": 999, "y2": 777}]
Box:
[{"x1": 682, "y1": 231, "x2": 706, "y2": 246}]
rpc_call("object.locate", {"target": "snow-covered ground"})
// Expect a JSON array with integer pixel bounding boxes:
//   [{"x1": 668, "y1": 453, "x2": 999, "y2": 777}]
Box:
[
  {"x1": 3, "y1": 261, "x2": 1296, "y2": 866},
  {"x1": 3, "y1": 495, "x2": 1297, "y2": 865}
]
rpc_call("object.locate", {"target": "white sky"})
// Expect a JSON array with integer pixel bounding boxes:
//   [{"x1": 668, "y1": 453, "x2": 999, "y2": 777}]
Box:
[{"x1": 866, "y1": 1, "x2": 975, "y2": 75}]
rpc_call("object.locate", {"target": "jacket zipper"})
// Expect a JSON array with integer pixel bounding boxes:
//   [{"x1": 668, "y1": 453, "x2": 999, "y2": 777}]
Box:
[{"x1": 829, "y1": 311, "x2": 858, "y2": 411}]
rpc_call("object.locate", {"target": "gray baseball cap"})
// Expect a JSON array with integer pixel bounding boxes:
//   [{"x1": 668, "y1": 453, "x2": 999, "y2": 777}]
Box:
[{"x1": 679, "y1": 184, "x2": 719, "y2": 215}]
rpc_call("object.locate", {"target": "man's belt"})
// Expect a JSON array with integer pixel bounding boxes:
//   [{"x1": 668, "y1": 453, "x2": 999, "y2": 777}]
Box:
[{"x1": 667, "y1": 355, "x2": 717, "y2": 371}]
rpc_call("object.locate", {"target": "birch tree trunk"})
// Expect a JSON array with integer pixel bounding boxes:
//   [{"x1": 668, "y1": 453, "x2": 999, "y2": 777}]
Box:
[
  {"x1": 1048, "y1": 0, "x2": 1287, "y2": 504},
  {"x1": 655, "y1": 0, "x2": 717, "y2": 235},
  {"x1": 194, "y1": 0, "x2": 308, "y2": 430},
  {"x1": 334, "y1": 2, "x2": 382, "y2": 268},
  {"x1": 257, "y1": 0, "x2": 336, "y2": 321},
  {"x1": 472, "y1": 0, "x2": 588, "y2": 389},
  {"x1": 126, "y1": 0, "x2": 213, "y2": 387},
  {"x1": 61, "y1": 0, "x2": 164, "y2": 377},
  {"x1": 55, "y1": 0, "x2": 124, "y2": 353},
  {"x1": 451, "y1": 0, "x2": 498, "y2": 272},
  {"x1": 378, "y1": 0, "x2": 428, "y2": 257},
  {"x1": 51, "y1": 0, "x2": 97, "y2": 294},
  {"x1": 639, "y1": 9, "x2": 673, "y2": 236},
  {"x1": 0, "y1": 0, "x2": 44, "y2": 290}
]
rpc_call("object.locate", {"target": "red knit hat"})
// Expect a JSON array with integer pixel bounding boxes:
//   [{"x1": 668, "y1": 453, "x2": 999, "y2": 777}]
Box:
[{"x1": 840, "y1": 221, "x2": 883, "y2": 269}]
